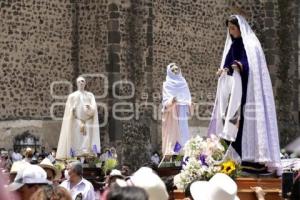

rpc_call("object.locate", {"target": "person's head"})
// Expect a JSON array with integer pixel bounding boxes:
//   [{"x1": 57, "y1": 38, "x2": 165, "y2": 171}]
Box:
[
  {"x1": 1, "y1": 150, "x2": 9, "y2": 159},
  {"x1": 152, "y1": 151, "x2": 159, "y2": 157},
  {"x1": 108, "y1": 169, "x2": 125, "y2": 187},
  {"x1": 44, "y1": 168, "x2": 55, "y2": 182},
  {"x1": 66, "y1": 161, "x2": 83, "y2": 182},
  {"x1": 24, "y1": 148, "x2": 33, "y2": 159},
  {"x1": 30, "y1": 185, "x2": 72, "y2": 200},
  {"x1": 130, "y1": 167, "x2": 169, "y2": 200},
  {"x1": 226, "y1": 16, "x2": 241, "y2": 39},
  {"x1": 39, "y1": 158, "x2": 61, "y2": 182},
  {"x1": 8, "y1": 164, "x2": 49, "y2": 200},
  {"x1": 121, "y1": 164, "x2": 131, "y2": 176},
  {"x1": 107, "y1": 186, "x2": 149, "y2": 200},
  {"x1": 9, "y1": 161, "x2": 30, "y2": 183},
  {"x1": 76, "y1": 76, "x2": 86, "y2": 91},
  {"x1": 37, "y1": 155, "x2": 43, "y2": 163},
  {"x1": 190, "y1": 173, "x2": 239, "y2": 200}
]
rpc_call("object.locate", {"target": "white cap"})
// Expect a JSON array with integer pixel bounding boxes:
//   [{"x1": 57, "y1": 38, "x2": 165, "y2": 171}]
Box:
[
  {"x1": 10, "y1": 160, "x2": 30, "y2": 174},
  {"x1": 7, "y1": 164, "x2": 50, "y2": 191},
  {"x1": 131, "y1": 167, "x2": 169, "y2": 200},
  {"x1": 190, "y1": 173, "x2": 240, "y2": 200}
]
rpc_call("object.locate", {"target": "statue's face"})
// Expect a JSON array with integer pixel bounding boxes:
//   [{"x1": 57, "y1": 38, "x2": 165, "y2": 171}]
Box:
[
  {"x1": 171, "y1": 65, "x2": 180, "y2": 75},
  {"x1": 228, "y1": 22, "x2": 241, "y2": 38},
  {"x1": 77, "y1": 77, "x2": 86, "y2": 91}
]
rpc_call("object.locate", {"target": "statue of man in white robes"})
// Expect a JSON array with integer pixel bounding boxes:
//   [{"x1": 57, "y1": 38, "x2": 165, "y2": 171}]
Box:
[{"x1": 56, "y1": 76, "x2": 101, "y2": 159}]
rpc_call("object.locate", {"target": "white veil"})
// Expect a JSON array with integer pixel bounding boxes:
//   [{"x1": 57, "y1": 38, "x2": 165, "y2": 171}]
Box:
[
  {"x1": 208, "y1": 15, "x2": 281, "y2": 170},
  {"x1": 162, "y1": 63, "x2": 192, "y2": 108}
]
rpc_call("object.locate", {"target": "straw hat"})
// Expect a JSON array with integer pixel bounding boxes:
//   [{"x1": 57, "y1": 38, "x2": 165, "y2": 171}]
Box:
[{"x1": 39, "y1": 158, "x2": 61, "y2": 180}]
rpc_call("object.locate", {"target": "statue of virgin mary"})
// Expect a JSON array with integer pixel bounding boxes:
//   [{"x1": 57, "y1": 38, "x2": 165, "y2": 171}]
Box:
[
  {"x1": 208, "y1": 15, "x2": 281, "y2": 173},
  {"x1": 56, "y1": 76, "x2": 101, "y2": 159}
]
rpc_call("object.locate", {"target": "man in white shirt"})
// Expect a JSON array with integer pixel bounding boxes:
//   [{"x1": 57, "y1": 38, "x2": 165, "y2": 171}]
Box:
[{"x1": 60, "y1": 161, "x2": 95, "y2": 200}]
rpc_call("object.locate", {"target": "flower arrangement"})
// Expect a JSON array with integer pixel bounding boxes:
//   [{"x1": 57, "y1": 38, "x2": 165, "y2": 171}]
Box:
[{"x1": 174, "y1": 135, "x2": 239, "y2": 189}]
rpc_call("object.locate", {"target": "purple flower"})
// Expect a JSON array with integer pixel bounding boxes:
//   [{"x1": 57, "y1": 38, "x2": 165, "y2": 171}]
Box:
[
  {"x1": 182, "y1": 156, "x2": 190, "y2": 166},
  {"x1": 173, "y1": 142, "x2": 182, "y2": 153},
  {"x1": 199, "y1": 154, "x2": 208, "y2": 166},
  {"x1": 70, "y1": 148, "x2": 75, "y2": 157},
  {"x1": 92, "y1": 145, "x2": 98, "y2": 154}
]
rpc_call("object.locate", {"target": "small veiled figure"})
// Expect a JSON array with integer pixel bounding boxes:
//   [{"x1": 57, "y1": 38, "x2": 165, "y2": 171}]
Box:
[
  {"x1": 56, "y1": 76, "x2": 101, "y2": 159},
  {"x1": 162, "y1": 63, "x2": 192, "y2": 155},
  {"x1": 208, "y1": 15, "x2": 281, "y2": 173}
]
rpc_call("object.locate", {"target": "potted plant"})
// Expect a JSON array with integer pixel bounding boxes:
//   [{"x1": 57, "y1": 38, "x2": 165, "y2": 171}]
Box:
[{"x1": 174, "y1": 155, "x2": 184, "y2": 167}]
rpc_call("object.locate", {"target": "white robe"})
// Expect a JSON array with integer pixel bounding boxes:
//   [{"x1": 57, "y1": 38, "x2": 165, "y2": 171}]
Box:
[{"x1": 56, "y1": 90, "x2": 101, "y2": 159}]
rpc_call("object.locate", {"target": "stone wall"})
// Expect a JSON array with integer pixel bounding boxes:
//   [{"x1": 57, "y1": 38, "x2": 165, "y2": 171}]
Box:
[
  {"x1": 0, "y1": 0, "x2": 299, "y2": 166},
  {"x1": 0, "y1": 0, "x2": 74, "y2": 120}
]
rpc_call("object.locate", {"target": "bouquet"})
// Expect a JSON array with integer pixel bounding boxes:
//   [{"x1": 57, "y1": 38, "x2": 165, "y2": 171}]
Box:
[{"x1": 174, "y1": 135, "x2": 239, "y2": 189}]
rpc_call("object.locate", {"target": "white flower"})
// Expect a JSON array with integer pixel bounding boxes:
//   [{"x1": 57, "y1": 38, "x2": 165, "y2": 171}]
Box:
[{"x1": 174, "y1": 135, "x2": 229, "y2": 188}]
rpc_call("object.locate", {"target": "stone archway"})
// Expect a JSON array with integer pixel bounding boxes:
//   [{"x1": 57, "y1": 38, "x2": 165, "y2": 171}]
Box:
[{"x1": 13, "y1": 131, "x2": 41, "y2": 153}]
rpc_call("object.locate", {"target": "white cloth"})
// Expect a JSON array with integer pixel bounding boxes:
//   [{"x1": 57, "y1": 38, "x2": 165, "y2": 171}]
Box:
[
  {"x1": 216, "y1": 71, "x2": 242, "y2": 141},
  {"x1": 208, "y1": 15, "x2": 281, "y2": 170},
  {"x1": 162, "y1": 63, "x2": 192, "y2": 109},
  {"x1": 60, "y1": 178, "x2": 95, "y2": 200},
  {"x1": 56, "y1": 90, "x2": 101, "y2": 159}
]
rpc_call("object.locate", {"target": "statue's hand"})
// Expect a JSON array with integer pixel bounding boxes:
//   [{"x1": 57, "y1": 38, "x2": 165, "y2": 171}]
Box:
[
  {"x1": 216, "y1": 68, "x2": 223, "y2": 76},
  {"x1": 85, "y1": 104, "x2": 94, "y2": 117},
  {"x1": 216, "y1": 68, "x2": 228, "y2": 76},
  {"x1": 232, "y1": 60, "x2": 242, "y2": 72}
]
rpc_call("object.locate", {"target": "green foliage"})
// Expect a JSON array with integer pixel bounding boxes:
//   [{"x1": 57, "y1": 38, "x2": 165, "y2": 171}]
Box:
[{"x1": 102, "y1": 158, "x2": 118, "y2": 174}]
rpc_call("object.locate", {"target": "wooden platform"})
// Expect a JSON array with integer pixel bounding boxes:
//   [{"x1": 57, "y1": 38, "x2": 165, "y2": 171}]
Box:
[{"x1": 173, "y1": 177, "x2": 282, "y2": 200}]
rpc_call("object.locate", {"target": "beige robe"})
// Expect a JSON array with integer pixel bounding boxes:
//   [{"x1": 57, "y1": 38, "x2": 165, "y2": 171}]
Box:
[{"x1": 162, "y1": 100, "x2": 182, "y2": 155}]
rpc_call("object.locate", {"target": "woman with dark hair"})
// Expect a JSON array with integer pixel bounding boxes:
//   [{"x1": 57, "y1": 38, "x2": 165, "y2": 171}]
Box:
[
  {"x1": 208, "y1": 15, "x2": 281, "y2": 174},
  {"x1": 107, "y1": 186, "x2": 149, "y2": 200}
]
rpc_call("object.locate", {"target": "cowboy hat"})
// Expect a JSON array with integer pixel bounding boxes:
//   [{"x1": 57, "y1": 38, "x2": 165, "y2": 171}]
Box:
[
  {"x1": 190, "y1": 173, "x2": 240, "y2": 200},
  {"x1": 130, "y1": 167, "x2": 169, "y2": 200},
  {"x1": 39, "y1": 158, "x2": 61, "y2": 180}
]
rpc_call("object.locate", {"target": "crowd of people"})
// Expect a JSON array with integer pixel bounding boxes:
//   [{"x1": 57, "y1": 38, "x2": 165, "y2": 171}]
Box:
[
  {"x1": 0, "y1": 147, "x2": 299, "y2": 200},
  {"x1": 0, "y1": 147, "x2": 168, "y2": 200}
]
